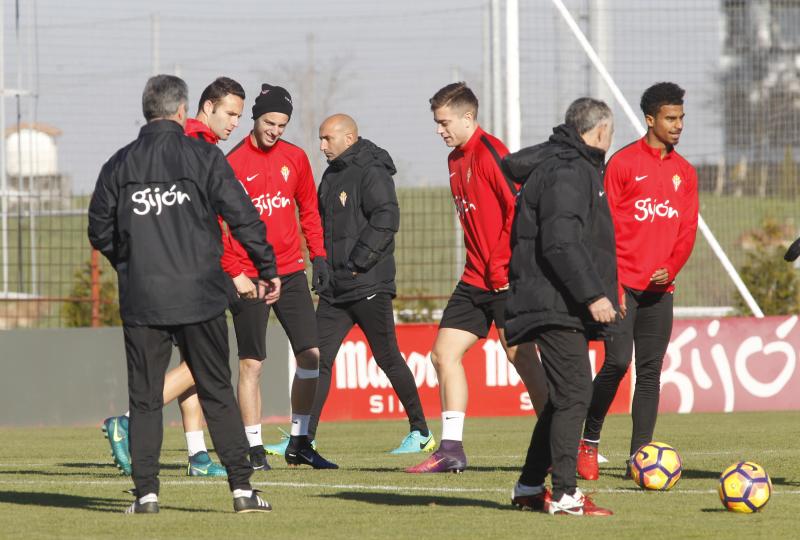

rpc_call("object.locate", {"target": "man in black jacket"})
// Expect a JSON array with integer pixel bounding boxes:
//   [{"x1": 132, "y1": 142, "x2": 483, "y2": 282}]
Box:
[
  {"x1": 307, "y1": 114, "x2": 432, "y2": 454},
  {"x1": 504, "y1": 98, "x2": 617, "y2": 516},
  {"x1": 88, "y1": 74, "x2": 279, "y2": 514}
]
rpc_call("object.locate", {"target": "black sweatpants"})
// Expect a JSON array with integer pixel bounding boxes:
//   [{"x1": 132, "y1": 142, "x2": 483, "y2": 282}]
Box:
[
  {"x1": 308, "y1": 293, "x2": 428, "y2": 440},
  {"x1": 124, "y1": 315, "x2": 252, "y2": 496},
  {"x1": 520, "y1": 327, "x2": 592, "y2": 500},
  {"x1": 583, "y1": 288, "x2": 673, "y2": 456}
]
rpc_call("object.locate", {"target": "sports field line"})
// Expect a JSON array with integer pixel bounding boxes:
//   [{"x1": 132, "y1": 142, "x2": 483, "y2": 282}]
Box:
[
  {"x1": 3, "y1": 447, "x2": 797, "y2": 468},
  {"x1": 0, "y1": 478, "x2": 798, "y2": 496}
]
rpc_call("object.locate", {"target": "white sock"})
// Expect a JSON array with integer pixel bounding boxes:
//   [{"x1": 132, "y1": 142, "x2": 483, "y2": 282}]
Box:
[
  {"x1": 583, "y1": 438, "x2": 600, "y2": 445},
  {"x1": 232, "y1": 489, "x2": 252, "y2": 499},
  {"x1": 245, "y1": 424, "x2": 262, "y2": 447},
  {"x1": 441, "y1": 411, "x2": 465, "y2": 441},
  {"x1": 185, "y1": 430, "x2": 207, "y2": 457},
  {"x1": 138, "y1": 493, "x2": 158, "y2": 504},
  {"x1": 290, "y1": 414, "x2": 310, "y2": 437}
]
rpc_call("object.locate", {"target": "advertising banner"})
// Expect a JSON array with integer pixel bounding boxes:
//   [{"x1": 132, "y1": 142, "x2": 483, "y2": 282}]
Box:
[{"x1": 314, "y1": 316, "x2": 800, "y2": 422}]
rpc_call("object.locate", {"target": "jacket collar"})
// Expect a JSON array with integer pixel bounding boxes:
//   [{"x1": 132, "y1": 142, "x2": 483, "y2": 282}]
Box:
[
  {"x1": 245, "y1": 132, "x2": 281, "y2": 155},
  {"x1": 549, "y1": 124, "x2": 606, "y2": 168},
  {"x1": 457, "y1": 126, "x2": 485, "y2": 154},
  {"x1": 638, "y1": 136, "x2": 674, "y2": 160},
  {"x1": 139, "y1": 119, "x2": 184, "y2": 136},
  {"x1": 184, "y1": 118, "x2": 219, "y2": 144},
  {"x1": 329, "y1": 137, "x2": 363, "y2": 170}
]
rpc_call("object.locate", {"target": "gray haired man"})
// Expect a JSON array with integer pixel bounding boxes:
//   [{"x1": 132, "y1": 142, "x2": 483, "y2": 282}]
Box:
[
  {"x1": 501, "y1": 98, "x2": 618, "y2": 516},
  {"x1": 89, "y1": 74, "x2": 280, "y2": 514}
]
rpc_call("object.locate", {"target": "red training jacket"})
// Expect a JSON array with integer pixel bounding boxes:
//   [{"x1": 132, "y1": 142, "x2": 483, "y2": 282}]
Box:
[
  {"x1": 605, "y1": 137, "x2": 699, "y2": 293},
  {"x1": 221, "y1": 136, "x2": 325, "y2": 277},
  {"x1": 184, "y1": 118, "x2": 219, "y2": 145},
  {"x1": 448, "y1": 126, "x2": 516, "y2": 291}
]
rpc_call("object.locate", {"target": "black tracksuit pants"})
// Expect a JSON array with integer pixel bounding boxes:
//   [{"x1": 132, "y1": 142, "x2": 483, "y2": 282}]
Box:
[
  {"x1": 308, "y1": 293, "x2": 428, "y2": 440},
  {"x1": 124, "y1": 315, "x2": 252, "y2": 496},
  {"x1": 520, "y1": 327, "x2": 593, "y2": 500},
  {"x1": 583, "y1": 288, "x2": 674, "y2": 456}
]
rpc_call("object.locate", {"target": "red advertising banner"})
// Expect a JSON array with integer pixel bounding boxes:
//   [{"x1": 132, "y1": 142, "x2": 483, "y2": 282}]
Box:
[
  {"x1": 315, "y1": 324, "x2": 632, "y2": 423},
  {"x1": 659, "y1": 316, "x2": 800, "y2": 413},
  {"x1": 311, "y1": 316, "x2": 800, "y2": 423}
]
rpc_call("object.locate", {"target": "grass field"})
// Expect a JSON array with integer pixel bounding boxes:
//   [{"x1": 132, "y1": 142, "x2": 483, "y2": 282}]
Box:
[{"x1": 1, "y1": 412, "x2": 798, "y2": 539}]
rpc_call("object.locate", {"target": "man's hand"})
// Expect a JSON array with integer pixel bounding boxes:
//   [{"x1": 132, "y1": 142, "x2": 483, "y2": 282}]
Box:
[
  {"x1": 257, "y1": 277, "x2": 281, "y2": 305},
  {"x1": 312, "y1": 256, "x2": 331, "y2": 293},
  {"x1": 619, "y1": 291, "x2": 627, "y2": 319},
  {"x1": 233, "y1": 272, "x2": 257, "y2": 299},
  {"x1": 588, "y1": 296, "x2": 616, "y2": 323},
  {"x1": 493, "y1": 283, "x2": 510, "y2": 293},
  {"x1": 650, "y1": 267, "x2": 670, "y2": 285}
]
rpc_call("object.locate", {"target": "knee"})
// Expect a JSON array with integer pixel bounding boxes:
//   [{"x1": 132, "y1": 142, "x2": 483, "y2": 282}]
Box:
[
  {"x1": 295, "y1": 348, "x2": 320, "y2": 370},
  {"x1": 598, "y1": 356, "x2": 631, "y2": 379},
  {"x1": 239, "y1": 359, "x2": 263, "y2": 380},
  {"x1": 129, "y1": 396, "x2": 163, "y2": 413},
  {"x1": 429, "y1": 348, "x2": 444, "y2": 371},
  {"x1": 430, "y1": 348, "x2": 458, "y2": 372}
]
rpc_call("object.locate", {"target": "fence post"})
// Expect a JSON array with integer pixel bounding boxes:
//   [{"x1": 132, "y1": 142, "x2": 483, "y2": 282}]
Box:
[{"x1": 90, "y1": 249, "x2": 100, "y2": 327}]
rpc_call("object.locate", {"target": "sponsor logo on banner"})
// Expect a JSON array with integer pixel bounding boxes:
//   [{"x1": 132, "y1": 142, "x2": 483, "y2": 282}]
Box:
[
  {"x1": 318, "y1": 325, "x2": 625, "y2": 421},
  {"x1": 659, "y1": 316, "x2": 800, "y2": 413},
  {"x1": 313, "y1": 317, "x2": 800, "y2": 423}
]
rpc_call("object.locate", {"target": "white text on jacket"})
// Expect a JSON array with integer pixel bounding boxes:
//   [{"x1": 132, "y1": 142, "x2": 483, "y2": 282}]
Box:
[{"x1": 132, "y1": 185, "x2": 191, "y2": 216}]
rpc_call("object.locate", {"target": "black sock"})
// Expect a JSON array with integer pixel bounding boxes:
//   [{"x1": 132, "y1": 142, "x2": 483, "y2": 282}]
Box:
[{"x1": 288, "y1": 435, "x2": 309, "y2": 449}]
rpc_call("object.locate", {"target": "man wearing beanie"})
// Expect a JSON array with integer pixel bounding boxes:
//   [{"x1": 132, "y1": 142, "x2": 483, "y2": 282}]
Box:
[
  {"x1": 307, "y1": 114, "x2": 434, "y2": 455},
  {"x1": 222, "y1": 83, "x2": 337, "y2": 469}
]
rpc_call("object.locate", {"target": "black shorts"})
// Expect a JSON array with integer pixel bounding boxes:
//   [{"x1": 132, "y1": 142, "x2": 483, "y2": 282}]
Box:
[
  {"x1": 231, "y1": 271, "x2": 318, "y2": 360},
  {"x1": 438, "y1": 281, "x2": 507, "y2": 338}
]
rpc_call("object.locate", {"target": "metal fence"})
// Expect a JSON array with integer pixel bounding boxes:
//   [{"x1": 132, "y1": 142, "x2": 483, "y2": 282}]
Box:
[{"x1": 2, "y1": 0, "x2": 800, "y2": 327}]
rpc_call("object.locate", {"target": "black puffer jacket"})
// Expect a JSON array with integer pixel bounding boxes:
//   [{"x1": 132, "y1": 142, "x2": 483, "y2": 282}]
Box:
[
  {"x1": 503, "y1": 124, "x2": 618, "y2": 345},
  {"x1": 88, "y1": 119, "x2": 277, "y2": 326},
  {"x1": 317, "y1": 137, "x2": 399, "y2": 304}
]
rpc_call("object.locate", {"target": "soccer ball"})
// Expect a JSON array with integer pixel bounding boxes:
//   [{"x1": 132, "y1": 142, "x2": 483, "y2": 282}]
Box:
[
  {"x1": 718, "y1": 461, "x2": 772, "y2": 513},
  {"x1": 630, "y1": 442, "x2": 682, "y2": 491}
]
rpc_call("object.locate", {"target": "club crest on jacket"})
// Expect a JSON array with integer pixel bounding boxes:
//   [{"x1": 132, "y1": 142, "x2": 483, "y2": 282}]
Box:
[
  {"x1": 339, "y1": 191, "x2": 347, "y2": 207},
  {"x1": 281, "y1": 165, "x2": 290, "y2": 182},
  {"x1": 672, "y1": 174, "x2": 681, "y2": 192}
]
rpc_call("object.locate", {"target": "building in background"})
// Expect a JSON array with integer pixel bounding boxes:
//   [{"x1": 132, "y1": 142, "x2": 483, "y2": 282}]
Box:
[{"x1": 4, "y1": 123, "x2": 71, "y2": 210}]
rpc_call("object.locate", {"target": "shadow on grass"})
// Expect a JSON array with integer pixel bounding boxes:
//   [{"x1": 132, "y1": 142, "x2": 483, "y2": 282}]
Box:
[
  {"x1": 0, "y1": 491, "x2": 126, "y2": 513},
  {"x1": 0, "y1": 462, "x2": 183, "y2": 478},
  {"x1": 60, "y1": 462, "x2": 185, "y2": 472},
  {"x1": 610, "y1": 465, "x2": 799, "y2": 487},
  {"x1": 352, "y1": 465, "x2": 520, "y2": 473},
  {"x1": 0, "y1": 491, "x2": 224, "y2": 513},
  {"x1": 319, "y1": 491, "x2": 509, "y2": 510},
  {"x1": 0, "y1": 469, "x2": 125, "y2": 478}
]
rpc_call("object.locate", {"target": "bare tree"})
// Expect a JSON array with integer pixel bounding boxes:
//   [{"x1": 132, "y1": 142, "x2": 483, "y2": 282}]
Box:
[{"x1": 257, "y1": 33, "x2": 354, "y2": 182}]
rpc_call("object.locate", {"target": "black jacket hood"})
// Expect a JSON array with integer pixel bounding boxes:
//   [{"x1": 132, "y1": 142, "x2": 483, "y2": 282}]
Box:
[
  {"x1": 330, "y1": 137, "x2": 397, "y2": 176},
  {"x1": 503, "y1": 124, "x2": 606, "y2": 183}
]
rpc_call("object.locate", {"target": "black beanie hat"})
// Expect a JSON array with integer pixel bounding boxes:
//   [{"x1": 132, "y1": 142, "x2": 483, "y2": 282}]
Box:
[{"x1": 252, "y1": 83, "x2": 293, "y2": 120}]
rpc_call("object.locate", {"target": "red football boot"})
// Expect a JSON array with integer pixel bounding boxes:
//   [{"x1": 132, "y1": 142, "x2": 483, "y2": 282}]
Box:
[
  {"x1": 511, "y1": 482, "x2": 552, "y2": 512},
  {"x1": 576, "y1": 440, "x2": 599, "y2": 481}
]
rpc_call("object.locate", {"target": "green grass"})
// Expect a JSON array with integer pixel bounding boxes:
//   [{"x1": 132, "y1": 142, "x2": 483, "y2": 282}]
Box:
[{"x1": 1, "y1": 412, "x2": 798, "y2": 539}]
